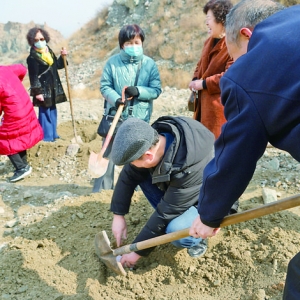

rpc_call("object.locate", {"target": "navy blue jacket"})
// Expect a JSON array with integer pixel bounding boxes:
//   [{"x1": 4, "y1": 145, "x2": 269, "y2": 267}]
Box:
[{"x1": 198, "y1": 5, "x2": 300, "y2": 228}]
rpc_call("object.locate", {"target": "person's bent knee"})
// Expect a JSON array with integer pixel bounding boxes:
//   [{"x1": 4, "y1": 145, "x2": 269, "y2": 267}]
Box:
[{"x1": 166, "y1": 220, "x2": 184, "y2": 234}]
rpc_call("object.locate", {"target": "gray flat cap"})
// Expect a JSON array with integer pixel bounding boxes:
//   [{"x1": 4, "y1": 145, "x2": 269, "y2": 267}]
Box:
[{"x1": 111, "y1": 118, "x2": 156, "y2": 165}]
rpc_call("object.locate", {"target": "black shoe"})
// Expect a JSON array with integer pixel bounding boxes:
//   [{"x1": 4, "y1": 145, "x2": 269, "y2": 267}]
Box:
[
  {"x1": 187, "y1": 239, "x2": 208, "y2": 258},
  {"x1": 9, "y1": 165, "x2": 32, "y2": 182}
]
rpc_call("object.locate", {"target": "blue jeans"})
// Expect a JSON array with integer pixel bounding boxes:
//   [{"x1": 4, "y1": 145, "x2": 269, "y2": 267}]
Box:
[
  {"x1": 139, "y1": 174, "x2": 203, "y2": 249},
  {"x1": 39, "y1": 106, "x2": 59, "y2": 142}
]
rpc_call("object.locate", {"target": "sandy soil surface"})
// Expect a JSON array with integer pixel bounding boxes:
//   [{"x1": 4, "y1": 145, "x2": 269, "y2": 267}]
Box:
[{"x1": 1, "y1": 88, "x2": 300, "y2": 300}]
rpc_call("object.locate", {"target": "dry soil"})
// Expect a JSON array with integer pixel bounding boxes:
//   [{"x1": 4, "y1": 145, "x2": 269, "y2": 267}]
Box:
[{"x1": 1, "y1": 89, "x2": 300, "y2": 300}]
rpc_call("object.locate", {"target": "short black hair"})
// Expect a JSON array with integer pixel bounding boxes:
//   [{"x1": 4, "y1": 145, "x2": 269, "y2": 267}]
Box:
[
  {"x1": 203, "y1": 0, "x2": 233, "y2": 25},
  {"x1": 26, "y1": 27, "x2": 50, "y2": 46},
  {"x1": 118, "y1": 24, "x2": 145, "y2": 48}
]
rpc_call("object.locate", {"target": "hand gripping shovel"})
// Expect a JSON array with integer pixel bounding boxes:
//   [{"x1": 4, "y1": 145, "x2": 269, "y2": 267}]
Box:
[
  {"x1": 88, "y1": 88, "x2": 128, "y2": 178},
  {"x1": 95, "y1": 193, "x2": 300, "y2": 276}
]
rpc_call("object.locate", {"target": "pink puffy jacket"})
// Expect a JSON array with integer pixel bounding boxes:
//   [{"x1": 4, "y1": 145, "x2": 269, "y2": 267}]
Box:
[{"x1": 0, "y1": 64, "x2": 43, "y2": 155}]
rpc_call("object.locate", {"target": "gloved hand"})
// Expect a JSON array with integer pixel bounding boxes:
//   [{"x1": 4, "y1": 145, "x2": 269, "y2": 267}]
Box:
[
  {"x1": 125, "y1": 86, "x2": 139, "y2": 98},
  {"x1": 115, "y1": 98, "x2": 127, "y2": 110}
]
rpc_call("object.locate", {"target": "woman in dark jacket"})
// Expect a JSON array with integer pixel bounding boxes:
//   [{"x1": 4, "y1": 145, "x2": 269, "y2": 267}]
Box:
[{"x1": 26, "y1": 27, "x2": 67, "y2": 142}]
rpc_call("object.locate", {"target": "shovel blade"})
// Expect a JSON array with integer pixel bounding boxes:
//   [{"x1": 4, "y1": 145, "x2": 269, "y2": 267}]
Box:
[
  {"x1": 66, "y1": 143, "x2": 80, "y2": 156},
  {"x1": 71, "y1": 136, "x2": 83, "y2": 144},
  {"x1": 88, "y1": 151, "x2": 109, "y2": 178},
  {"x1": 95, "y1": 231, "x2": 126, "y2": 276}
]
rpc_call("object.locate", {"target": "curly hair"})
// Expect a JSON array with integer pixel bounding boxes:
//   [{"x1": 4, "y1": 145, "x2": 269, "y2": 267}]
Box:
[
  {"x1": 203, "y1": 0, "x2": 233, "y2": 25},
  {"x1": 26, "y1": 27, "x2": 51, "y2": 46},
  {"x1": 118, "y1": 24, "x2": 145, "y2": 48}
]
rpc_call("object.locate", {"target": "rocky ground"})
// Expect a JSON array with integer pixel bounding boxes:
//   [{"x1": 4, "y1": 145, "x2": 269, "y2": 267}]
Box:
[{"x1": 1, "y1": 88, "x2": 300, "y2": 300}]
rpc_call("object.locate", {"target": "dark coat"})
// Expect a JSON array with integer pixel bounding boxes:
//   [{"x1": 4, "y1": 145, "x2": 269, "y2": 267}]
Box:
[
  {"x1": 198, "y1": 6, "x2": 300, "y2": 228},
  {"x1": 110, "y1": 116, "x2": 215, "y2": 256},
  {"x1": 27, "y1": 47, "x2": 67, "y2": 108},
  {"x1": 193, "y1": 36, "x2": 233, "y2": 139}
]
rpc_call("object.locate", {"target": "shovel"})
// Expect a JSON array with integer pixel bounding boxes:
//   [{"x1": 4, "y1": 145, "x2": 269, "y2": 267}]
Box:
[
  {"x1": 95, "y1": 193, "x2": 300, "y2": 276},
  {"x1": 62, "y1": 49, "x2": 83, "y2": 155},
  {"x1": 88, "y1": 88, "x2": 127, "y2": 178}
]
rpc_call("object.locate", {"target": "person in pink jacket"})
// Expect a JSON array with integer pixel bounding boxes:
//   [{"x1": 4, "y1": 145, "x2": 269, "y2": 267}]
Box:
[{"x1": 0, "y1": 64, "x2": 44, "y2": 182}]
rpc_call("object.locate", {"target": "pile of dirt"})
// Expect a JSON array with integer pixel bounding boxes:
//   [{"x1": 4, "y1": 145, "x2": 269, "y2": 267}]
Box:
[{"x1": 1, "y1": 89, "x2": 300, "y2": 300}]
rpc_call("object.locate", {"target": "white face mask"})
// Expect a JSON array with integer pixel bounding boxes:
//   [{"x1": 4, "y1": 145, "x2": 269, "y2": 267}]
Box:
[{"x1": 34, "y1": 40, "x2": 47, "y2": 49}]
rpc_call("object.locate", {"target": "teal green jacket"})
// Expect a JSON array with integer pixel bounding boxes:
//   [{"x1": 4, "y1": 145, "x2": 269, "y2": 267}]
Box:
[{"x1": 100, "y1": 49, "x2": 161, "y2": 123}]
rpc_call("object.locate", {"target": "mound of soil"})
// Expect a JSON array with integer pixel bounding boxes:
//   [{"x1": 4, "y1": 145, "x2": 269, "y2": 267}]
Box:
[{"x1": 1, "y1": 89, "x2": 300, "y2": 300}]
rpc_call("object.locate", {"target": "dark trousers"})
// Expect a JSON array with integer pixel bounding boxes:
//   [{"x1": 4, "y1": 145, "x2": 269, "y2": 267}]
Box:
[
  {"x1": 283, "y1": 252, "x2": 300, "y2": 299},
  {"x1": 92, "y1": 160, "x2": 115, "y2": 192},
  {"x1": 8, "y1": 150, "x2": 28, "y2": 170},
  {"x1": 92, "y1": 139, "x2": 114, "y2": 193}
]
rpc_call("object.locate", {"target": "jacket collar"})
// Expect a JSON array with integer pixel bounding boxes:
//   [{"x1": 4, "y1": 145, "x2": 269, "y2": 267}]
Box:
[
  {"x1": 151, "y1": 122, "x2": 181, "y2": 184},
  {"x1": 29, "y1": 46, "x2": 53, "y2": 65},
  {"x1": 207, "y1": 36, "x2": 226, "y2": 53}
]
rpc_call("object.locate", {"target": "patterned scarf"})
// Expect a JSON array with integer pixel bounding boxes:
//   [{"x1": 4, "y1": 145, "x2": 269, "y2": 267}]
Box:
[{"x1": 34, "y1": 46, "x2": 54, "y2": 66}]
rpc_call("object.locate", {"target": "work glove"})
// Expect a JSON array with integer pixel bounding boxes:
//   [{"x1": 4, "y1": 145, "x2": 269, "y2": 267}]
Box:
[
  {"x1": 115, "y1": 98, "x2": 127, "y2": 110},
  {"x1": 125, "y1": 86, "x2": 139, "y2": 98}
]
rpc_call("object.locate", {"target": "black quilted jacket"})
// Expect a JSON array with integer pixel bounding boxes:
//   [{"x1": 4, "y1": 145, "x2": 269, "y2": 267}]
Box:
[{"x1": 110, "y1": 116, "x2": 215, "y2": 256}]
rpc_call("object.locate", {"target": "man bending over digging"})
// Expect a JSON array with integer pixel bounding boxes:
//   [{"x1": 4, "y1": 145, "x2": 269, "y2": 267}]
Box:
[{"x1": 107, "y1": 116, "x2": 238, "y2": 269}]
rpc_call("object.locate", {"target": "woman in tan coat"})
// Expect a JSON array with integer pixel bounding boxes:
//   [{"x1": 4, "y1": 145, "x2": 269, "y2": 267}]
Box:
[{"x1": 189, "y1": 0, "x2": 233, "y2": 139}]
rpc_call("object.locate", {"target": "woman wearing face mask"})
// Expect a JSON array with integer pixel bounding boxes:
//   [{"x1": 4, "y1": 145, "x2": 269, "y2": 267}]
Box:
[
  {"x1": 188, "y1": 0, "x2": 233, "y2": 139},
  {"x1": 92, "y1": 24, "x2": 161, "y2": 193},
  {"x1": 26, "y1": 27, "x2": 67, "y2": 142}
]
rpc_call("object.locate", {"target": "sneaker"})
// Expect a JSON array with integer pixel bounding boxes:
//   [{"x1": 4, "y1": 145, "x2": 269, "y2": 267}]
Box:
[
  {"x1": 9, "y1": 165, "x2": 32, "y2": 182},
  {"x1": 187, "y1": 239, "x2": 208, "y2": 258}
]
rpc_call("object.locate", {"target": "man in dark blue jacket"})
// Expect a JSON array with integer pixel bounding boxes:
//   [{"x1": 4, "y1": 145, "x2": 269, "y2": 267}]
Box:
[{"x1": 189, "y1": 1, "x2": 300, "y2": 299}]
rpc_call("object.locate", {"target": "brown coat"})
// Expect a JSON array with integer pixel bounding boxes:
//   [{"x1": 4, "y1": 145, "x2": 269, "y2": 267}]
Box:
[{"x1": 193, "y1": 36, "x2": 233, "y2": 139}]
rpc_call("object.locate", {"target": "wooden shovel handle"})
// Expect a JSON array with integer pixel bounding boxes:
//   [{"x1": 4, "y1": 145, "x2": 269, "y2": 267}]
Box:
[
  {"x1": 62, "y1": 48, "x2": 78, "y2": 143},
  {"x1": 113, "y1": 193, "x2": 300, "y2": 256},
  {"x1": 98, "y1": 87, "x2": 128, "y2": 159}
]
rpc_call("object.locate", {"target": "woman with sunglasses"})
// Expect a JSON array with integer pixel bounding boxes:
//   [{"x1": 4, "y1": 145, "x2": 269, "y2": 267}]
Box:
[{"x1": 26, "y1": 27, "x2": 67, "y2": 142}]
